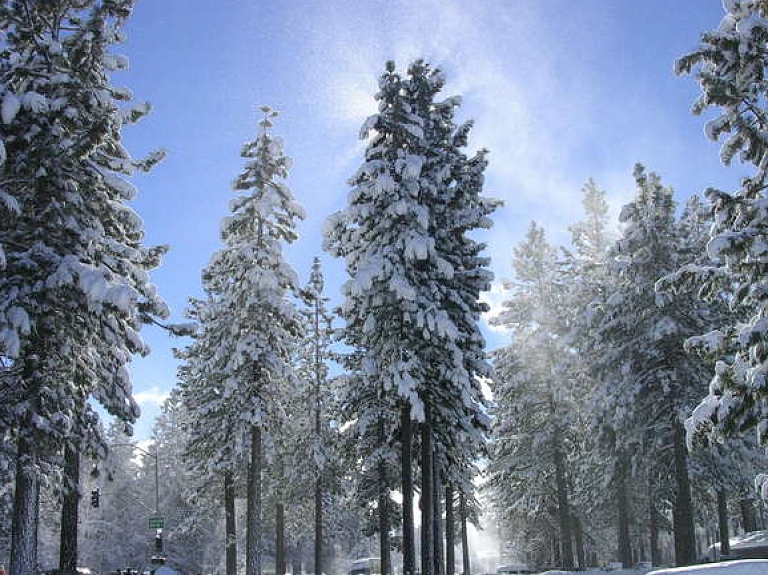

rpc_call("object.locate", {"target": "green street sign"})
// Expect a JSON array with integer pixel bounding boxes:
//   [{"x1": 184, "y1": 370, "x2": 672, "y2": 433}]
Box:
[{"x1": 149, "y1": 516, "x2": 164, "y2": 530}]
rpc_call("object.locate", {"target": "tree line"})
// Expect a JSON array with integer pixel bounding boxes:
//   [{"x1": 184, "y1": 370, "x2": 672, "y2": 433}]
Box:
[{"x1": 5, "y1": 2, "x2": 768, "y2": 575}]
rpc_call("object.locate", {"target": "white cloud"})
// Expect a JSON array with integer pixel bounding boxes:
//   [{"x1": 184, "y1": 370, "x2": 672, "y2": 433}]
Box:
[{"x1": 133, "y1": 385, "x2": 169, "y2": 407}]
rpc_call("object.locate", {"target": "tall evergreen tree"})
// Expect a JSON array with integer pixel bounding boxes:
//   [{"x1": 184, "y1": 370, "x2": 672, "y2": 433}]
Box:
[
  {"x1": 326, "y1": 59, "x2": 496, "y2": 575},
  {"x1": 589, "y1": 166, "x2": 717, "y2": 566},
  {"x1": 295, "y1": 257, "x2": 336, "y2": 575},
  {"x1": 489, "y1": 221, "x2": 575, "y2": 571},
  {"x1": 177, "y1": 293, "x2": 243, "y2": 575},
  {"x1": 325, "y1": 60, "x2": 441, "y2": 575},
  {"x1": 0, "y1": 3, "x2": 167, "y2": 574},
  {"x1": 673, "y1": 0, "x2": 768, "y2": 499},
  {"x1": 201, "y1": 107, "x2": 304, "y2": 575}
]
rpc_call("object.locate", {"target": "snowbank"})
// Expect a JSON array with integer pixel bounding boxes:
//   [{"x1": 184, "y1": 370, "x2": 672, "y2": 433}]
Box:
[{"x1": 648, "y1": 559, "x2": 768, "y2": 575}]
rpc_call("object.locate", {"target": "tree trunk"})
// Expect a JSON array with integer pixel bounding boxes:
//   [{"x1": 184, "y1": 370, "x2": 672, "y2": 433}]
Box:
[
  {"x1": 246, "y1": 426, "x2": 262, "y2": 575},
  {"x1": 315, "y1": 477, "x2": 323, "y2": 575},
  {"x1": 460, "y1": 495, "x2": 470, "y2": 575},
  {"x1": 445, "y1": 485, "x2": 455, "y2": 575},
  {"x1": 740, "y1": 498, "x2": 757, "y2": 533},
  {"x1": 378, "y1": 478, "x2": 391, "y2": 575},
  {"x1": 401, "y1": 405, "x2": 416, "y2": 575},
  {"x1": 60, "y1": 443, "x2": 80, "y2": 573},
  {"x1": 717, "y1": 490, "x2": 730, "y2": 557},
  {"x1": 224, "y1": 471, "x2": 237, "y2": 575},
  {"x1": 552, "y1": 426, "x2": 574, "y2": 570},
  {"x1": 10, "y1": 433, "x2": 40, "y2": 575},
  {"x1": 434, "y1": 463, "x2": 444, "y2": 575},
  {"x1": 421, "y1": 406, "x2": 434, "y2": 575},
  {"x1": 276, "y1": 501, "x2": 286, "y2": 575},
  {"x1": 376, "y1": 413, "x2": 391, "y2": 575},
  {"x1": 573, "y1": 515, "x2": 585, "y2": 570},
  {"x1": 672, "y1": 421, "x2": 695, "y2": 567},
  {"x1": 648, "y1": 476, "x2": 659, "y2": 566},
  {"x1": 616, "y1": 451, "x2": 632, "y2": 568},
  {"x1": 314, "y1": 300, "x2": 324, "y2": 575}
]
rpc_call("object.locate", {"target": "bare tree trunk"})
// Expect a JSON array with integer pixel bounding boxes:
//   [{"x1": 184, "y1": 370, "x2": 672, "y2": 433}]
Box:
[
  {"x1": 315, "y1": 478, "x2": 323, "y2": 575},
  {"x1": 573, "y1": 515, "x2": 585, "y2": 570},
  {"x1": 224, "y1": 471, "x2": 237, "y2": 575},
  {"x1": 378, "y1": 478, "x2": 391, "y2": 575},
  {"x1": 401, "y1": 405, "x2": 416, "y2": 575},
  {"x1": 740, "y1": 498, "x2": 757, "y2": 533},
  {"x1": 553, "y1": 426, "x2": 574, "y2": 570},
  {"x1": 10, "y1": 433, "x2": 40, "y2": 575},
  {"x1": 460, "y1": 495, "x2": 470, "y2": 575},
  {"x1": 434, "y1": 462, "x2": 444, "y2": 575},
  {"x1": 60, "y1": 443, "x2": 80, "y2": 573},
  {"x1": 246, "y1": 426, "x2": 262, "y2": 575},
  {"x1": 421, "y1": 406, "x2": 434, "y2": 575},
  {"x1": 313, "y1": 295, "x2": 324, "y2": 575},
  {"x1": 377, "y1": 414, "x2": 390, "y2": 575},
  {"x1": 445, "y1": 485, "x2": 455, "y2": 575},
  {"x1": 648, "y1": 476, "x2": 659, "y2": 566},
  {"x1": 673, "y1": 422, "x2": 695, "y2": 567},
  {"x1": 717, "y1": 490, "x2": 730, "y2": 557},
  {"x1": 276, "y1": 501, "x2": 286, "y2": 575},
  {"x1": 616, "y1": 451, "x2": 632, "y2": 568}
]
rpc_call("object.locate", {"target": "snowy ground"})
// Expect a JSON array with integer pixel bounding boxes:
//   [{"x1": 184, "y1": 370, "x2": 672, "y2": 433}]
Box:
[
  {"x1": 530, "y1": 563, "x2": 768, "y2": 575},
  {"x1": 647, "y1": 559, "x2": 768, "y2": 575}
]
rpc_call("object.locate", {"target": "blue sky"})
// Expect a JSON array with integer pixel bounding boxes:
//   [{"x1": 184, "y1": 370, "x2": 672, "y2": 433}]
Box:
[{"x1": 119, "y1": 0, "x2": 743, "y2": 439}]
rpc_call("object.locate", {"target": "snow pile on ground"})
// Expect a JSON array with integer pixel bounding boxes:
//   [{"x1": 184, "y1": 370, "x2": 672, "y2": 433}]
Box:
[
  {"x1": 725, "y1": 530, "x2": 768, "y2": 550},
  {"x1": 648, "y1": 559, "x2": 768, "y2": 575}
]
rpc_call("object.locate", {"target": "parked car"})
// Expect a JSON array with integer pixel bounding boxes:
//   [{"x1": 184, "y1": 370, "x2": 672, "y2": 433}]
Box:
[
  {"x1": 349, "y1": 558, "x2": 381, "y2": 575},
  {"x1": 496, "y1": 564, "x2": 532, "y2": 575}
]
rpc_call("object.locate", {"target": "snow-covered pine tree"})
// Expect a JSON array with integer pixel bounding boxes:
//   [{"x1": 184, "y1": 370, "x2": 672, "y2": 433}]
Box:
[
  {"x1": 561, "y1": 179, "x2": 614, "y2": 567},
  {"x1": 327, "y1": 59, "x2": 496, "y2": 575},
  {"x1": 673, "y1": 0, "x2": 768, "y2": 500},
  {"x1": 177, "y1": 293, "x2": 245, "y2": 575},
  {"x1": 325, "y1": 60, "x2": 435, "y2": 575},
  {"x1": 292, "y1": 256, "x2": 337, "y2": 575},
  {"x1": 589, "y1": 166, "x2": 715, "y2": 566},
  {"x1": 0, "y1": 3, "x2": 167, "y2": 574},
  {"x1": 422, "y1": 81, "x2": 499, "y2": 570},
  {"x1": 335, "y1": 358, "x2": 400, "y2": 574},
  {"x1": 202, "y1": 107, "x2": 304, "y2": 575},
  {"x1": 268, "y1": 258, "x2": 337, "y2": 575},
  {"x1": 489, "y1": 221, "x2": 576, "y2": 570}
]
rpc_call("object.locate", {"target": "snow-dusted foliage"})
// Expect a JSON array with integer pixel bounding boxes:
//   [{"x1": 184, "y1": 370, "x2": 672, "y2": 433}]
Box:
[
  {"x1": 326, "y1": 60, "x2": 497, "y2": 574},
  {"x1": 178, "y1": 294, "x2": 244, "y2": 477},
  {"x1": 673, "y1": 0, "x2": 768, "y2": 498},
  {"x1": 0, "y1": 2, "x2": 167, "y2": 573},
  {"x1": 179, "y1": 107, "x2": 303, "y2": 575},
  {"x1": 192, "y1": 106, "x2": 303, "y2": 457},
  {"x1": 287, "y1": 257, "x2": 341, "y2": 573},
  {"x1": 589, "y1": 166, "x2": 717, "y2": 566},
  {"x1": 488, "y1": 222, "x2": 576, "y2": 570}
]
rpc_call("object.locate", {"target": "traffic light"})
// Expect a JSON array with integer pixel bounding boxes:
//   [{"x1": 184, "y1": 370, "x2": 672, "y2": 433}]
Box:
[
  {"x1": 154, "y1": 533, "x2": 163, "y2": 553},
  {"x1": 91, "y1": 488, "x2": 100, "y2": 508}
]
